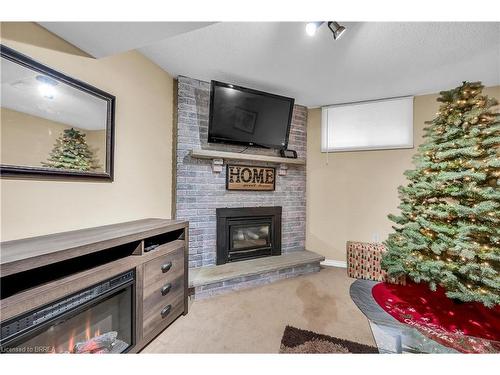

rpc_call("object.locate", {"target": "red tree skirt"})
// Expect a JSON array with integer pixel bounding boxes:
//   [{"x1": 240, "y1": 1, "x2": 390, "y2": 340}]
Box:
[{"x1": 372, "y1": 282, "x2": 500, "y2": 353}]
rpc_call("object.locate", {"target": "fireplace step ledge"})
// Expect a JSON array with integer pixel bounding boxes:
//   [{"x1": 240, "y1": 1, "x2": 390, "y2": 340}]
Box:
[{"x1": 189, "y1": 250, "x2": 325, "y2": 297}]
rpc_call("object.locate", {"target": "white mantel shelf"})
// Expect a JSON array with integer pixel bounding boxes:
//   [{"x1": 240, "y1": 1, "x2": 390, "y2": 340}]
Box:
[{"x1": 189, "y1": 149, "x2": 305, "y2": 175}]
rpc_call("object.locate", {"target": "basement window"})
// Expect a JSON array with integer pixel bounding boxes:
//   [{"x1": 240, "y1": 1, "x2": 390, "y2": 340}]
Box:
[{"x1": 321, "y1": 96, "x2": 414, "y2": 152}]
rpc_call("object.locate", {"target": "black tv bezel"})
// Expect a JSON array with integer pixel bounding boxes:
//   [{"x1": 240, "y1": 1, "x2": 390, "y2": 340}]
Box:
[{"x1": 208, "y1": 80, "x2": 295, "y2": 150}]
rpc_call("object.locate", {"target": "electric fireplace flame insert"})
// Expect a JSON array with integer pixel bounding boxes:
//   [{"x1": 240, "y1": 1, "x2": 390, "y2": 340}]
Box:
[{"x1": 1, "y1": 271, "x2": 135, "y2": 354}]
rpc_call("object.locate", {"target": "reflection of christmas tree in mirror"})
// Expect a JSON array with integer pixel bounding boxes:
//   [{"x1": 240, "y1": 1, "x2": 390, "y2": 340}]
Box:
[
  {"x1": 382, "y1": 81, "x2": 499, "y2": 307},
  {"x1": 42, "y1": 128, "x2": 101, "y2": 171}
]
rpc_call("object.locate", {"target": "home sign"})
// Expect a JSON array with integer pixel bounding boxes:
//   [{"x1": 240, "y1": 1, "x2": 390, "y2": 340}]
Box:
[{"x1": 226, "y1": 165, "x2": 276, "y2": 191}]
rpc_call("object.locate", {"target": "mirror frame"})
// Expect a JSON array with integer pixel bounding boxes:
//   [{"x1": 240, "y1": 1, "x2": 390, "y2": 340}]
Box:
[{"x1": 0, "y1": 44, "x2": 115, "y2": 181}]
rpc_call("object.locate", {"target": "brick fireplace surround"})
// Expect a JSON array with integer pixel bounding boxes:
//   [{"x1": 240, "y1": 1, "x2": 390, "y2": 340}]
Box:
[{"x1": 175, "y1": 76, "x2": 318, "y2": 297}]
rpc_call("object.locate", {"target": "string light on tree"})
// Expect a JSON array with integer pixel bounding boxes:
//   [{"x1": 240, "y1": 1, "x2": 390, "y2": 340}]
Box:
[
  {"x1": 42, "y1": 128, "x2": 100, "y2": 171},
  {"x1": 381, "y1": 81, "x2": 500, "y2": 308}
]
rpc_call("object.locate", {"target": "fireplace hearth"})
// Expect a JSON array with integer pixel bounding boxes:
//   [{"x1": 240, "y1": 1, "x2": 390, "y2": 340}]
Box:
[{"x1": 216, "y1": 206, "x2": 281, "y2": 265}]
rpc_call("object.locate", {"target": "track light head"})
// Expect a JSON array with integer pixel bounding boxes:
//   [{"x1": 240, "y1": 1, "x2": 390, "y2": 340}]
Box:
[
  {"x1": 305, "y1": 21, "x2": 346, "y2": 40},
  {"x1": 327, "y1": 21, "x2": 346, "y2": 40}
]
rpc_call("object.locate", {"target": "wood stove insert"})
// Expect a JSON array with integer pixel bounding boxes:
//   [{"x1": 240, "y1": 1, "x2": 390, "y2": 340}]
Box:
[{"x1": 216, "y1": 206, "x2": 281, "y2": 265}]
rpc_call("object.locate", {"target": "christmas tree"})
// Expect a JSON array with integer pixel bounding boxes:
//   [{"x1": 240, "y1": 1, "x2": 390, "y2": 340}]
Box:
[
  {"x1": 382, "y1": 82, "x2": 499, "y2": 307},
  {"x1": 42, "y1": 128, "x2": 100, "y2": 171}
]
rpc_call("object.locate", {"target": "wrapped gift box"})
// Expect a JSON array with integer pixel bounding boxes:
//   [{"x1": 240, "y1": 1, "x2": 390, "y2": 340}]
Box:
[{"x1": 347, "y1": 241, "x2": 405, "y2": 285}]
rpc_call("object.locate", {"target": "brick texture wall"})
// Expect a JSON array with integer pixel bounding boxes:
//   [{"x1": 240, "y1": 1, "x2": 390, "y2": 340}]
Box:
[{"x1": 175, "y1": 76, "x2": 307, "y2": 268}]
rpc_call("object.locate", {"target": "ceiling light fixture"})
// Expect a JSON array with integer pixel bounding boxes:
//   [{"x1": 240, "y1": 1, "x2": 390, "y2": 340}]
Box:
[
  {"x1": 36, "y1": 75, "x2": 58, "y2": 99},
  {"x1": 305, "y1": 21, "x2": 346, "y2": 40},
  {"x1": 327, "y1": 22, "x2": 346, "y2": 40},
  {"x1": 305, "y1": 22, "x2": 323, "y2": 36}
]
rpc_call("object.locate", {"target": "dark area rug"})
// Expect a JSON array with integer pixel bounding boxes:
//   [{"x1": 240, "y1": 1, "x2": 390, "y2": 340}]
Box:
[{"x1": 279, "y1": 325, "x2": 378, "y2": 354}]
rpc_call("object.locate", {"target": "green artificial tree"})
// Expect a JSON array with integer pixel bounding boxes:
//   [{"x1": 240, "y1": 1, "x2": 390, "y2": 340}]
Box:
[
  {"x1": 382, "y1": 82, "x2": 500, "y2": 307},
  {"x1": 42, "y1": 128, "x2": 100, "y2": 171}
]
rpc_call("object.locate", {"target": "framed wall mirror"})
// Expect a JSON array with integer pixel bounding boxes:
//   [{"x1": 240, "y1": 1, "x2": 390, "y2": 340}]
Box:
[{"x1": 0, "y1": 45, "x2": 115, "y2": 181}]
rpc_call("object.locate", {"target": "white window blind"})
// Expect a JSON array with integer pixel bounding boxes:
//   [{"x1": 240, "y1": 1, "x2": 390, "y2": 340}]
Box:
[{"x1": 321, "y1": 96, "x2": 414, "y2": 152}]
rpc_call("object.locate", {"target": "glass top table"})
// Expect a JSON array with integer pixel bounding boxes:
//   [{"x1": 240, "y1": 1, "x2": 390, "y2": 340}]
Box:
[{"x1": 350, "y1": 279, "x2": 499, "y2": 354}]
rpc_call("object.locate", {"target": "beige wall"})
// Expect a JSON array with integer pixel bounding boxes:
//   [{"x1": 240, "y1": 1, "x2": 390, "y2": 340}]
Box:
[
  {"x1": 84, "y1": 129, "x2": 107, "y2": 169},
  {"x1": 1, "y1": 108, "x2": 106, "y2": 171},
  {"x1": 306, "y1": 86, "x2": 500, "y2": 262},
  {"x1": 1, "y1": 22, "x2": 174, "y2": 241}
]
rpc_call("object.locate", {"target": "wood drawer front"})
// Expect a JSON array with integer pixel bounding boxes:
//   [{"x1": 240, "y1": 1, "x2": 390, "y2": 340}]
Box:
[
  {"x1": 142, "y1": 292, "x2": 184, "y2": 340},
  {"x1": 142, "y1": 296, "x2": 184, "y2": 345},
  {"x1": 143, "y1": 243, "x2": 184, "y2": 287},
  {"x1": 142, "y1": 245, "x2": 185, "y2": 338}
]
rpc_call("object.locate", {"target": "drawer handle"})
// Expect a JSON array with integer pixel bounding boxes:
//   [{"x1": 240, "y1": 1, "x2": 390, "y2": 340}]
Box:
[
  {"x1": 161, "y1": 304, "x2": 172, "y2": 318},
  {"x1": 161, "y1": 283, "x2": 172, "y2": 296},
  {"x1": 161, "y1": 262, "x2": 172, "y2": 273}
]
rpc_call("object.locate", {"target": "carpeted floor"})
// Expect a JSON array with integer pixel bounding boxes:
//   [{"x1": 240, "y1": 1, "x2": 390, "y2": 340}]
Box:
[{"x1": 142, "y1": 266, "x2": 376, "y2": 353}]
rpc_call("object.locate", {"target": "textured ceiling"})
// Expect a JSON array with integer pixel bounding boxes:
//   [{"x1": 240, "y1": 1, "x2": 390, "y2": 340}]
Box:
[
  {"x1": 40, "y1": 22, "x2": 500, "y2": 107},
  {"x1": 140, "y1": 22, "x2": 500, "y2": 107},
  {"x1": 39, "y1": 22, "x2": 216, "y2": 58}
]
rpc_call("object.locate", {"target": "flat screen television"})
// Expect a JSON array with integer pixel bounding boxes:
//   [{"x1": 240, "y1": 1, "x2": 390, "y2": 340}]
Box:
[{"x1": 208, "y1": 80, "x2": 295, "y2": 149}]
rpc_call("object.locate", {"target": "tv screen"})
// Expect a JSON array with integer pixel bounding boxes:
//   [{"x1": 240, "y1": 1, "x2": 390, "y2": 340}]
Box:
[{"x1": 208, "y1": 81, "x2": 295, "y2": 149}]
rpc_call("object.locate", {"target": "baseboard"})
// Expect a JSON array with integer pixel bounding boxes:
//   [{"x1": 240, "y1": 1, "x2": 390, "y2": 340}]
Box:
[{"x1": 321, "y1": 259, "x2": 347, "y2": 268}]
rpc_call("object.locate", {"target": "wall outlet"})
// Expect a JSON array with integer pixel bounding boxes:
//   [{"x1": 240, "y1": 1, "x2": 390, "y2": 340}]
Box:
[{"x1": 372, "y1": 233, "x2": 380, "y2": 243}]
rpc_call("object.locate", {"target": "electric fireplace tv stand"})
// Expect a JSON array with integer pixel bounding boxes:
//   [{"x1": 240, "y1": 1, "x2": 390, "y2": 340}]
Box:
[{"x1": 0, "y1": 218, "x2": 189, "y2": 353}]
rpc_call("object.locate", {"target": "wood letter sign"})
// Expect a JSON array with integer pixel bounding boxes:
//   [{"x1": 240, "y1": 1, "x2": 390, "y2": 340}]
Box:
[{"x1": 226, "y1": 165, "x2": 276, "y2": 191}]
